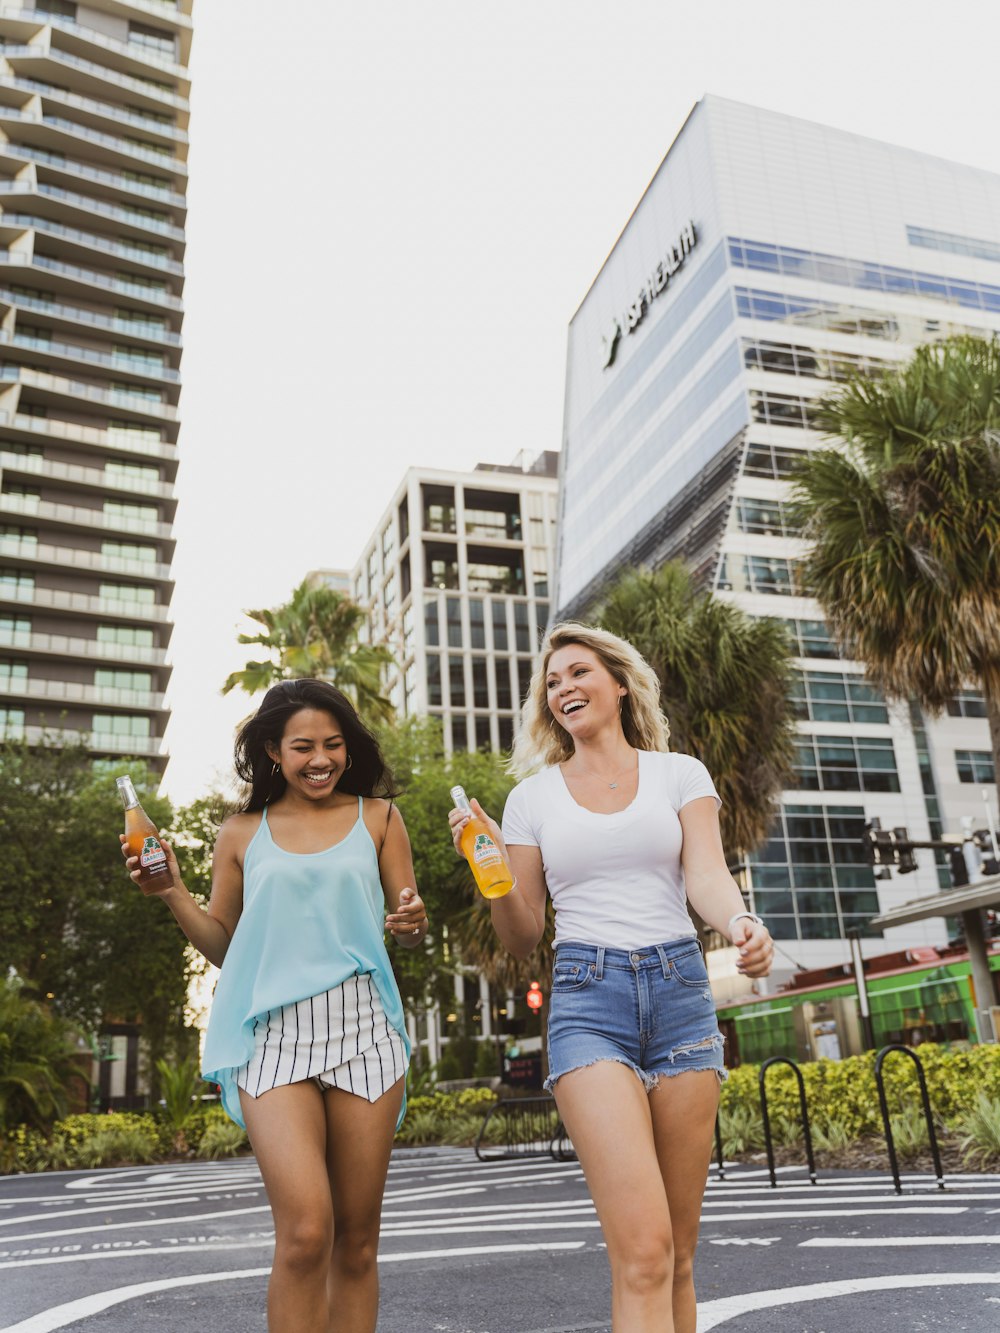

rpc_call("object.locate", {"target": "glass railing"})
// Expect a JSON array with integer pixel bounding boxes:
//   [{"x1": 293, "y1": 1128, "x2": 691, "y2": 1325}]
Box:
[
  {"x1": 7, "y1": 144, "x2": 186, "y2": 206},
  {"x1": 0, "y1": 180, "x2": 184, "y2": 239},
  {"x1": 39, "y1": 112, "x2": 187, "y2": 172},
  {"x1": 0, "y1": 75, "x2": 187, "y2": 142},
  {"x1": 0, "y1": 491, "x2": 170, "y2": 538},
  {"x1": 4, "y1": 333, "x2": 178, "y2": 382},
  {"x1": 0, "y1": 626, "x2": 168, "y2": 665},
  {"x1": 0, "y1": 580, "x2": 170, "y2": 620},
  {"x1": 0, "y1": 251, "x2": 183, "y2": 309},
  {"x1": 0, "y1": 676, "x2": 166, "y2": 709},
  {"x1": 0, "y1": 212, "x2": 182, "y2": 272},
  {"x1": 10, "y1": 413, "x2": 178, "y2": 461},
  {"x1": 0, "y1": 44, "x2": 188, "y2": 109},
  {"x1": 0, "y1": 8, "x2": 184, "y2": 75},
  {"x1": 12, "y1": 725, "x2": 167, "y2": 757},
  {"x1": 0, "y1": 366, "x2": 177, "y2": 418},
  {"x1": 0, "y1": 286, "x2": 181, "y2": 344},
  {"x1": 0, "y1": 535, "x2": 171, "y2": 580},
  {"x1": 0, "y1": 455, "x2": 172, "y2": 505}
]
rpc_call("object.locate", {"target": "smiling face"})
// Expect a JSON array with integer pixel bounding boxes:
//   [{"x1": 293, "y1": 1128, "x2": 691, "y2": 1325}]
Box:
[
  {"x1": 266, "y1": 707, "x2": 349, "y2": 800},
  {"x1": 545, "y1": 643, "x2": 627, "y2": 740}
]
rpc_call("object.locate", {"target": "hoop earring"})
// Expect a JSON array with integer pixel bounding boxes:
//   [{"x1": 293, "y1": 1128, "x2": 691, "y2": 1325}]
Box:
[
  {"x1": 345, "y1": 755, "x2": 353, "y2": 771},
  {"x1": 271, "y1": 762, "x2": 280, "y2": 777}
]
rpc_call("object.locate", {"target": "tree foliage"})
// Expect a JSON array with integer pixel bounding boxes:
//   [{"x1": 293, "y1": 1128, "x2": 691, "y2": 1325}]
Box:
[
  {"x1": 222, "y1": 579, "x2": 395, "y2": 725},
  {"x1": 596, "y1": 561, "x2": 796, "y2": 857},
  {"x1": 0, "y1": 739, "x2": 194, "y2": 1070},
  {"x1": 793, "y1": 334, "x2": 1000, "y2": 785},
  {"x1": 0, "y1": 976, "x2": 89, "y2": 1131}
]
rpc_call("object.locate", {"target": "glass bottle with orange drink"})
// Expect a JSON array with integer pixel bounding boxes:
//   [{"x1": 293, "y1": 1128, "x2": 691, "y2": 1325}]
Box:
[
  {"x1": 450, "y1": 785, "x2": 514, "y2": 899},
  {"x1": 117, "y1": 774, "x2": 174, "y2": 893}
]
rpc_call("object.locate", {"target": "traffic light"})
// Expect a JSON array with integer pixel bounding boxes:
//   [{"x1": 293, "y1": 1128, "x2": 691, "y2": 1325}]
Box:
[
  {"x1": 526, "y1": 981, "x2": 544, "y2": 1011},
  {"x1": 863, "y1": 820, "x2": 917, "y2": 874}
]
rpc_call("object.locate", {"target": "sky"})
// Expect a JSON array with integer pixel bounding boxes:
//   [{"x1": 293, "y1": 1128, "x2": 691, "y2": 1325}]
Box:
[{"x1": 163, "y1": 0, "x2": 1000, "y2": 804}]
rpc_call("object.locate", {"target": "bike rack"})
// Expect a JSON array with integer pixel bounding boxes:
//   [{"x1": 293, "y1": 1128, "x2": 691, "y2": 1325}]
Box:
[
  {"x1": 759, "y1": 1056, "x2": 817, "y2": 1189},
  {"x1": 873, "y1": 1044, "x2": 946, "y2": 1195},
  {"x1": 475, "y1": 1095, "x2": 565, "y2": 1162}
]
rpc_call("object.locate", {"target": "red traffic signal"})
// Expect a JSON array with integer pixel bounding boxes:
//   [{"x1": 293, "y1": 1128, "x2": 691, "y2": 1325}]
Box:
[{"x1": 526, "y1": 981, "x2": 544, "y2": 1011}]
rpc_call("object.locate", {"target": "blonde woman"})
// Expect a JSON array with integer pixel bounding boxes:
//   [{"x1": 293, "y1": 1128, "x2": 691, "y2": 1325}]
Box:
[{"x1": 449, "y1": 623, "x2": 773, "y2": 1333}]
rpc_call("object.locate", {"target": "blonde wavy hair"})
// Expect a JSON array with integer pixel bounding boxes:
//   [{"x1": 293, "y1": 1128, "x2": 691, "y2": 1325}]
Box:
[{"x1": 508, "y1": 621, "x2": 670, "y2": 778}]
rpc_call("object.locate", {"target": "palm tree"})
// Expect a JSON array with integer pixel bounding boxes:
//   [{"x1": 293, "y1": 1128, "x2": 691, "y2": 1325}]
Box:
[
  {"x1": 596, "y1": 561, "x2": 797, "y2": 858},
  {"x1": 793, "y1": 335, "x2": 1000, "y2": 790},
  {"x1": 0, "y1": 978, "x2": 88, "y2": 1132},
  {"x1": 222, "y1": 580, "x2": 395, "y2": 725}
]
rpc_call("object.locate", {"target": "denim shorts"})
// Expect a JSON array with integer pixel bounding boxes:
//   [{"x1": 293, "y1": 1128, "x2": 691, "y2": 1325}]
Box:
[{"x1": 545, "y1": 938, "x2": 727, "y2": 1093}]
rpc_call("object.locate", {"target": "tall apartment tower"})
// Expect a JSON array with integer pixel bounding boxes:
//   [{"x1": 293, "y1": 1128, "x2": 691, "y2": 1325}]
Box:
[
  {"x1": 555, "y1": 97, "x2": 1000, "y2": 971},
  {"x1": 352, "y1": 453, "x2": 559, "y2": 756},
  {"x1": 0, "y1": 1, "x2": 190, "y2": 773}
]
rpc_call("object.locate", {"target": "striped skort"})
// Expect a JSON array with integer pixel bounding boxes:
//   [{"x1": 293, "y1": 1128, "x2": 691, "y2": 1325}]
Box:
[{"x1": 235, "y1": 972, "x2": 408, "y2": 1105}]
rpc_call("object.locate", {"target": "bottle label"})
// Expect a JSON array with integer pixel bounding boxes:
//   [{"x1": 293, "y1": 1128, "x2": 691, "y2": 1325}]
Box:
[
  {"x1": 140, "y1": 835, "x2": 167, "y2": 870},
  {"x1": 472, "y1": 833, "x2": 503, "y2": 869}
]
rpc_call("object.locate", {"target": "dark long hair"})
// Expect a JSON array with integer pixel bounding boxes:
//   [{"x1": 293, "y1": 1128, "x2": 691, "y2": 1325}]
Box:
[{"x1": 234, "y1": 679, "x2": 398, "y2": 812}]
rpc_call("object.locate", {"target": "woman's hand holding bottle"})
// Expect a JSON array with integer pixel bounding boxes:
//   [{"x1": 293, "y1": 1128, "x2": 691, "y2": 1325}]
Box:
[
  {"x1": 448, "y1": 789, "x2": 514, "y2": 899},
  {"x1": 119, "y1": 832, "x2": 180, "y2": 898}
]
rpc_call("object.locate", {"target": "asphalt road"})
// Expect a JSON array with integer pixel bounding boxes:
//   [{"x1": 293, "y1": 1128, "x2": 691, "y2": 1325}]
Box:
[{"x1": 1, "y1": 1150, "x2": 998, "y2": 1331}]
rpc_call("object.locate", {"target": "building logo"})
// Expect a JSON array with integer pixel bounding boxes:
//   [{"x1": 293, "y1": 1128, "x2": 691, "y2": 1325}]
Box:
[{"x1": 601, "y1": 220, "x2": 697, "y2": 369}]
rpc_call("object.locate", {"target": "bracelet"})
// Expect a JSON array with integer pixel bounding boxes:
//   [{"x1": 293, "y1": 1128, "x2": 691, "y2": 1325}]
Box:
[{"x1": 727, "y1": 911, "x2": 763, "y2": 939}]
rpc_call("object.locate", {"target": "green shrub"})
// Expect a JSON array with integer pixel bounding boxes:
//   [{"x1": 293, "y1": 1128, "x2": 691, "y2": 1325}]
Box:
[
  {"x1": 812, "y1": 1117, "x2": 852, "y2": 1153},
  {"x1": 956, "y1": 1092, "x2": 1000, "y2": 1168},
  {"x1": 890, "y1": 1104, "x2": 931, "y2": 1159},
  {"x1": 195, "y1": 1118, "x2": 248, "y2": 1159},
  {"x1": 0, "y1": 979, "x2": 89, "y2": 1132},
  {"x1": 75, "y1": 1123, "x2": 158, "y2": 1168},
  {"x1": 718, "y1": 1103, "x2": 764, "y2": 1156}
]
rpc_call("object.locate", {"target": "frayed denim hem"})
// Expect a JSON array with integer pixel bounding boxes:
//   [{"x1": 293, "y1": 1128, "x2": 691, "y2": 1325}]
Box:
[{"x1": 545, "y1": 1036, "x2": 728, "y2": 1093}]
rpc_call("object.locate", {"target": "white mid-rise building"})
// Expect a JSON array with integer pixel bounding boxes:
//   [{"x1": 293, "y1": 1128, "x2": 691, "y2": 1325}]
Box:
[{"x1": 555, "y1": 95, "x2": 1000, "y2": 973}]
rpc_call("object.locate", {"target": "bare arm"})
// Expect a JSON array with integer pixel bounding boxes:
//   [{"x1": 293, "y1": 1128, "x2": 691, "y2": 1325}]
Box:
[
  {"x1": 121, "y1": 816, "x2": 248, "y2": 969},
  {"x1": 375, "y1": 803, "x2": 428, "y2": 949},
  {"x1": 449, "y1": 798, "x2": 547, "y2": 960},
  {"x1": 679, "y1": 796, "x2": 773, "y2": 978}
]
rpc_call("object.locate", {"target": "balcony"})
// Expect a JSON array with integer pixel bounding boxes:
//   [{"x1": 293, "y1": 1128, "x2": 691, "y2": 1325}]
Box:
[
  {"x1": 0, "y1": 366, "x2": 178, "y2": 421},
  {"x1": 3, "y1": 331, "x2": 180, "y2": 385},
  {"x1": 0, "y1": 75, "x2": 189, "y2": 145},
  {"x1": 0, "y1": 626, "x2": 168, "y2": 665},
  {"x1": 8, "y1": 413, "x2": 178, "y2": 462},
  {"x1": 0, "y1": 211, "x2": 184, "y2": 275},
  {"x1": 0, "y1": 285, "x2": 182, "y2": 347},
  {"x1": 0, "y1": 448, "x2": 175, "y2": 499},
  {"x1": 0, "y1": 674, "x2": 167, "y2": 710},
  {"x1": 0, "y1": 249, "x2": 183, "y2": 312},
  {"x1": 0, "y1": 533, "x2": 172, "y2": 580},
  {"x1": 0, "y1": 43, "x2": 189, "y2": 112},
  {"x1": 0, "y1": 7, "x2": 189, "y2": 79},
  {"x1": 0, "y1": 580, "x2": 171, "y2": 622},
  {"x1": 0, "y1": 107, "x2": 187, "y2": 175},
  {"x1": 0, "y1": 179, "x2": 186, "y2": 242},
  {"x1": 4, "y1": 142, "x2": 187, "y2": 209},
  {"x1": 10, "y1": 723, "x2": 167, "y2": 757},
  {"x1": 0, "y1": 491, "x2": 172, "y2": 539}
]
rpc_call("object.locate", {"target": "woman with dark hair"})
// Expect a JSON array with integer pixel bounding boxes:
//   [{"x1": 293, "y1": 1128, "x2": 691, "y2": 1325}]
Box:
[{"x1": 122, "y1": 679, "x2": 426, "y2": 1333}]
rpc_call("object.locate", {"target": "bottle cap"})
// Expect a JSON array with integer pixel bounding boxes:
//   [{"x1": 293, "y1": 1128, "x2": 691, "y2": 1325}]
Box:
[{"x1": 450, "y1": 785, "x2": 471, "y2": 810}]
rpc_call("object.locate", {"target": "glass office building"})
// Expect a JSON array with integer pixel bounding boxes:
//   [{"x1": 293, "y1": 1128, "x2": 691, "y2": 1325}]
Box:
[
  {"x1": 0, "y1": 2, "x2": 190, "y2": 773},
  {"x1": 555, "y1": 96, "x2": 1000, "y2": 970}
]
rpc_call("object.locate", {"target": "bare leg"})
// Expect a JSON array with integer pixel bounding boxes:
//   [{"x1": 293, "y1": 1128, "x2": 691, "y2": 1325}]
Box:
[
  {"x1": 239, "y1": 1081, "x2": 332, "y2": 1333},
  {"x1": 649, "y1": 1071, "x2": 721, "y2": 1333},
  {"x1": 553, "y1": 1062, "x2": 674, "y2": 1332},
  {"x1": 324, "y1": 1076, "x2": 405, "y2": 1333}
]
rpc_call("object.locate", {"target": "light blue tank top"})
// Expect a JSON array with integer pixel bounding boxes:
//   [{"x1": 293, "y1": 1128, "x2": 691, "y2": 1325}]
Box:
[{"x1": 201, "y1": 797, "x2": 411, "y2": 1129}]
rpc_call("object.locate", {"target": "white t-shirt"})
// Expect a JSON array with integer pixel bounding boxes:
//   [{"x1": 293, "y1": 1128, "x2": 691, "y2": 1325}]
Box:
[{"x1": 501, "y1": 750, "x2": 720, "y2": 950}]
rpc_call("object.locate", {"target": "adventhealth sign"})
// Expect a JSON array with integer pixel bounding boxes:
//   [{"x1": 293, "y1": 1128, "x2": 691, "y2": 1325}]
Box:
[{"x1": 601, "y1": 220, "x2": 697, "y2": 369}]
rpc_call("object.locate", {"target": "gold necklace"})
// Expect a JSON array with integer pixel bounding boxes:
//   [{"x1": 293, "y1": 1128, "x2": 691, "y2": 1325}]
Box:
[{"x1": 569, "y1": 751, "x2": 637, "y2": 791}]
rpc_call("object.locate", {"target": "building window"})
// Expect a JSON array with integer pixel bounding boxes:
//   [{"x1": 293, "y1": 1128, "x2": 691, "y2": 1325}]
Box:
[
  {"x1": 947, "y1": 690, "x2": 987, "y2": 719},
  {"x1": 743, "y1": 338, "x2": 892, "y2": 384},
  {"x1": 0, "y1": 569, "x2": 34, "y2": 597},
  {"x1": 102, "y1": 541, "x2": 156, "y2": 564},
  {"x1": 0, "y1": 707, "x2": 25, "y2": 732},
  {"x1": 475, "y1": 717, "x2": 492, "y2": 752},
  {"x1": 0, "y1": 526, "x2": 37, "y2": 550},
  {"x1": 472, "y1": 656, "x2": 489, "y2": 709},
  {"x1": 449, "y1": 716, "x2": 470, "y2": 753},
  {"x1": 773, "y1": 618, "x2": 839, "y2": 660},
  {"x1": 97, "y1": 625, "x2": 155, "y2": 648},
  {"x1": 491, "y1": 601, "x2": 509, "y2": 651},
  {"x1": 534, "y1": 600, "x2": 549, "y2": 646},
  {"x1": 733, "y1": 497, "x2": 802, "y2": 538},
  {"x1": 424, "y1": 598, "x2": 440, "y2": 647},
  {"x1": 34, "y1": 1, "x2": 77, "y2": 17},
  {"x1": 99, "y1": 582, "x2": 155, "y2": 606},
  {"x1": 425, "y1": 542, "x2": 459, "y2": 590},
  {"x1": 422, "y1": 485, "x2": 456, "y2": 534},
  {"x1": 400, "y1": 552, "x2": 411, "y2": 599},
  {"x1": 426, "y1": 653, "x2": 442, "y2": 707},
  {"x1": 720, "y1": 555, "x2": 799, "y2": 596},
  {"x1": 104, "y1": 501, "x2": 159, "y2": 525},
  {"x1": 749, "y1": 390, "x2": 819, "y2": 430},
  {"x1": 463, "y1": 489, "x2": 522, "y2": 541},
  {"x1": 469, "y1": 598, "x2": 485, "y2": 649},
  {"x1": 498, "y1": 716, "x2": 514, "y2": 752},
  {"x1": 93, "y1": 713, "x2": 152, "y2": 737},
  {"x1": 956, "y1": 750, "x2": 995, "y2": 784},
  {"x1": 128, "y1": 23, "x2": 177, "y2": 57},
  {"x1": 105, "y1": 460, "x2": 161, "y2": 484},
  {"x1": 445, "y1": 597, "x2": 463, "y2": 647},
  {"x1": 95, "y1": 669, "x2": 152, "y2": 693},
  {"x1": 513, "y1": 603, "x2": 531, "y2": 652},
  {"x1": 0, "y1": 615, "x2": 30, "y2": 639},
  {"x1": 793, "y1": 734, "x2": 900, "y2": 793},
  {"x1": 466, "y1": 547, "x2": 524, "y2": 595},
  {"x1": 743, "y1": 441, "x2": 809, "y2": 480},
  {"x1": 0, "y1": 660, "x2": 27, "y2": 682},
  {"x1": 108, "y1": 422, "x2": 163, "y2": 446},
  {"x1": 449, "y1": 655, "x2": 466, "y2": 709},
  {"x1": 494, "y1": 658, "x2": 512, "y2": 711},
  {"x1": 398, "y1": 497, "x2": 409, "y2": 543},
  {"x1": 791, "y1": 671, "x2": 889, "y2": 725},
  {"x1": 517, "y1": 657, "x2": 534, "y2": 706}
]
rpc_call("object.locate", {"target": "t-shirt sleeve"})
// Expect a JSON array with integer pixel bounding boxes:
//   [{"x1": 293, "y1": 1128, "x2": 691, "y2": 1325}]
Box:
[
  {"x1": 501, "y1": 779, "x2": 540, "y2": 847},
  {"x1": 672, "y1": 754, "x2": 722, "y2": 811}
]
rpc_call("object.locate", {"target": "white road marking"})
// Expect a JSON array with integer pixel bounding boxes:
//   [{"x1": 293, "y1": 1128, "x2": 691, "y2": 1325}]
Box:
[
  {"x1": 3, "y1": 1204, "x2": 272, "y2": 1243},
  {"x1": 0, "y1": 1244, "x2": 587, "y2": 1332},
  {"x1": 696, "y1": 1271, "x2": 1000, "y2": 1331},
  {"x1": 0, "y1": 1198, "x2": 201, "y2": 1230},
  {"x1": 800, "y1": 1234, "x2": 1000, "y2": 1247}
]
